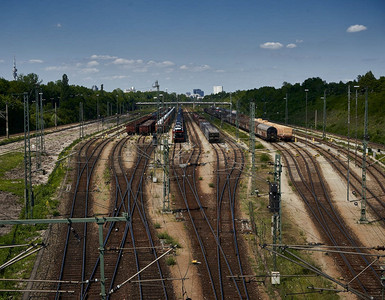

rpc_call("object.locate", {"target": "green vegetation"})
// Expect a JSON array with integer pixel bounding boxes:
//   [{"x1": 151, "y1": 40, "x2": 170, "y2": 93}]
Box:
[
  {"x1": 205, "y1": 71, "x2": 385, "y2": 145},
  {"x1": 0, "y1": 137, "x2": 79, "y2": 298},
  {"x1": 157, "y1": 232, "x2": 181, "y2": 248},
  {"x1": 0, "y1": 73, "x2": 188, "y2": 137},
  {"x1": 166, "y1": 256, "x2": 176, "y2": 266}
]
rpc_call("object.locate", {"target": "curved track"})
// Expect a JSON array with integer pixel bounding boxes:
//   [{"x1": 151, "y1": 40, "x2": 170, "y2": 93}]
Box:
[
  {"x1": 171, "y1": 112, "x2": 259, "y2": 299},
  {"x1": 275, "y1": 140, "x2": 382, "y2": 299}
]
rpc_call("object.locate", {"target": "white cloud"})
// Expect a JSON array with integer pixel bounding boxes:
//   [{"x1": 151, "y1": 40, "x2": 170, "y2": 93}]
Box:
[
  {"x1": 79, "y1": 68, "x2": 99, "y2": 74},
  {"x1": 45, "y1": 65, "x2": 69, "y2": 71},
  {"x1": 0, "y1": 59, "x2": 4, "y2": 63},
  {"x1": 90, "y1": 54, "x2": 118, "y2": 60},
  {"x1": 101, "y1": 75, "x2": 130, "y2": 80},
  {"x1": 29, "y1": 59, "x2": 44, "y2": 63},
  {"x1": 179, "y1": 64, "x2": 210, "y2": 72},
  {"x1": 286, "y1": 43, "x2": 297, "y2": 48},
  {"x1": 87, "y1": 60, "x2": 99, "y2": 67},
  {"x1": 260, "y1": 42, "x2": 283, "y2": 50},
  {"x1": 113, "y1": 58, "x2": 141, "y2": 65},
  {"x1": 147, "y1": 60, "x2": 175, "y2": 67},
  {"x1": 56, "y1": 23, "x2": 62, "y2": 28},
  {"x1": 296, "y1": 39, "x2": 304, "y2": 43},
  {"x1": 347, "y1": 24, "x2": 367, "y2": 33}
]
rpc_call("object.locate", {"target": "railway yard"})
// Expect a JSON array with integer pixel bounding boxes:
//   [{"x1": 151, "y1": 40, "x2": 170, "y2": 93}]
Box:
[{"x1": 1, "y1": 107, "x2": 385, "y2": 299}]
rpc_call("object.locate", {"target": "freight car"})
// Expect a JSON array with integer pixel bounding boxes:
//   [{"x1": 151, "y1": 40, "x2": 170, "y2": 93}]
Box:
[
  {"x1": 200, "y1": 121, "x2": 220, "y2": 143},
  {"x1": 173, "y1": 108, "x2": 185, "y2": 142},
  {"x1": 139, "y1": 119, "x2": 156, "y2": 135},
  {"x1": 204, "y1": 107, "x2": 278, "y2": 142},
  {"x1": 156, "y1": 107, "x2": 176, "y2": 133},
  {"x1": 126, "y1": 114, "x2": 153, "y2": 135}
]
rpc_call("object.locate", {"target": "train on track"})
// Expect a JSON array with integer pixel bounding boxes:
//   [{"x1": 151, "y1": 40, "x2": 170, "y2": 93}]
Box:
[
  {"x1": 204, "y1": 106, "x2": 293, "y2": 141},
  {"x1": 173, "y1": 108, "x2": 185, "y2": 142},
  {"x1": 156, "y1": 107, "x2": 175, "y2": 133},
  {"x1": 125, "y1": 108, "x2": 176, "y2": 135},
  {"x1": 192, "y1": 112, "x2": 220, "y2": 143}
]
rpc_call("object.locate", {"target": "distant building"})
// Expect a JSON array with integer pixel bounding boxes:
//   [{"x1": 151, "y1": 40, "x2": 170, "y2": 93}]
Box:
[
  {"x1": 124, "y1": 87, "x2": 136, "y2": 93},
  {"x1": 213, "y1": 86, "x2": 223, "y2": 94},
  {"x1": 185, "y1": 92, "x2": 191, "y2": 96},
  {"x1": 193, "y1": 89, "x2": 204, "y2": 97},
  {"x1": 91, "y1": 85, "x2": 99, "y2": 91}
]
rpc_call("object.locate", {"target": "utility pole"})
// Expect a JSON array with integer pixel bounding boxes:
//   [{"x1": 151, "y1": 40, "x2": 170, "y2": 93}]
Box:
[
  {"x1": 272, "y1": 154, "x2": 282, "y2": 271},
  {"x1": 285, "y1": 93, "x2": 288, "y2": 125},
  {"x1": 347, "y1": 86, "x2": 351, "y2": 203},
  {"x1": 163, "y1": 138, "x2": 170, "y2": 212},
  {"x1": 236, "y1": 100, "x2": 239, "y2": 141},
  {"x1": 360, "y1": 88, "x2": 369, "y2": 223},
  {"x1": 6, "y1": 102, "x2": 8, "y2": 139},
  {"x1": 79, "y1": 102, "x2": 84, "y2": 139},
  {"x1": 354, "y1": 85, "x2": 360, "y2": 163},
  {"x1": 1, "y1": 100, "x2": 10, "y2": 139},
  {"x1": 97, "y1": 94, "x2": 99, "y2": 131},
  {"x1": 35, "y1": 90, "x2": 41, "y2": 171},
  {"x1": 54, "y1": 101, "x2": 57, "y2": 129},
  {"x1": 23, "y1": 93, "x2": 34, "y2": 219},
  {"x1": 39, "y1": 92, "x2": 45, "y2": 152},
  {"x1": 305, "y1": 89, "x2": 309, "y2": 145},
  {"x1": 322, "y1": 90, "x2": 326, "y2": 139},
  {"x1": 250, "y1": 102, "x2": 256, "y2": 194}
]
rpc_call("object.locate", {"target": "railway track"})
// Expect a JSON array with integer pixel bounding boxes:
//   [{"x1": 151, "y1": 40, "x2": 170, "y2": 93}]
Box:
[
  {"x1": 171, "y1": 112, "x2": 259, "y2": 299},
  {"x1": 275, "y1": 140, "x2": 383, "y2": 299}
]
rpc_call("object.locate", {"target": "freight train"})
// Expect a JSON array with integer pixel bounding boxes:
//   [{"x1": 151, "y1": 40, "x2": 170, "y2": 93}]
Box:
[
  {"x1": 192, "y1": 112, "x2": 220, "y2": 143},
  {"x1": 125, "y1": 108, "x2": 175, "y2": 135},
  {"x1": 173, "y1": 108, "x2": 185, "y2": 142},
  {"x1": 204, "y1": 107, "x2": 293, "y2": 141},
  {"x1": 156, "y1": 107, "x2": 175, "y2": 133}
]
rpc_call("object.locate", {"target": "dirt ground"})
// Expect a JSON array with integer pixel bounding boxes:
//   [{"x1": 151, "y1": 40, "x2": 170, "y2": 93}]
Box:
[{"x1": 144, "y1": 122, "x2": 213, "y2": 300}]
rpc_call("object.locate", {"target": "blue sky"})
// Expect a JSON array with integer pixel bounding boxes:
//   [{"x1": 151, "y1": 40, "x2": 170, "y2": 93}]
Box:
[{"x1": 0, "y1": 0, "x2": 384, "y2": 94}]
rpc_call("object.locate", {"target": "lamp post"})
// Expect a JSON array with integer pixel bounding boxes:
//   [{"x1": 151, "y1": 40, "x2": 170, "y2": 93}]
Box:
[
  {"x1": 321, "y1": 90, "x2": 326, "y2": 139},
  {"x1": 96, "y1": 94, "x2": 99, "y2": 131},
  {"x1": 347, "y1": 85, "x2": 351, "y2": 202},
  {"x1": 354, "y1": 85, "x2": 360, "y2": 163},
  {"x1": 305, "y1": 89, "x2": 309, "y2": 145},
  {"x1": 284, "y1": 93, "x2": 288, "y2": 125}
]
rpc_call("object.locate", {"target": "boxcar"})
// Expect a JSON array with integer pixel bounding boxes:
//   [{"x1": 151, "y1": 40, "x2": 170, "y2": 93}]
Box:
[
  {"x1": 139, "y1": 119, "x2": 156, "y2": 135},
  {"x1": 200, "y1": 121, "x2": 220, "y2": 143}
]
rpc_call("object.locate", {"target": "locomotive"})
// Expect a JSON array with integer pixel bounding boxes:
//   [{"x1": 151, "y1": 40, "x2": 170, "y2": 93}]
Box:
[{"x1": 173, "y1": 108, "x2": 185, "y2": 142}]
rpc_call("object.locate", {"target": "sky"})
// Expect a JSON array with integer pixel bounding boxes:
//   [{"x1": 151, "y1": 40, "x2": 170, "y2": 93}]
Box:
[{"x1": 0, "y1": 0, "x2": 384, "y2": 95}]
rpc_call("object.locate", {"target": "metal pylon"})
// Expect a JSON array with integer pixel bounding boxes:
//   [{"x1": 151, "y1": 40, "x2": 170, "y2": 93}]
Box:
[
  {"x1": 23, "y1": 93, "x2": 34, "y2": 218},
  {"x1": 250, "y1": 102, "x2": 256, "y2": 194},
  {"x1": 35, "y1": 90, "x2": 41, "y2": 171},
  {"x1": 360, "y1": 88, "x2": 369, "y2": 223},
  {"x1": 163, "y1": 139, "x2": 170, "y2": 211},
  {"x1": 273, "y1": 154, "x2": 282, "y2": 270}
]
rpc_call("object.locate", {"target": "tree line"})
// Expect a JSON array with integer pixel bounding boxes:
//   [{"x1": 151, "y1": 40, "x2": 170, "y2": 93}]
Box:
[
  {"x1": 205, "y1": 71, "x2": 385, "y2": 144},
  {"x1": 0, "y1": 74, "x2": 186, "y2": 136}
]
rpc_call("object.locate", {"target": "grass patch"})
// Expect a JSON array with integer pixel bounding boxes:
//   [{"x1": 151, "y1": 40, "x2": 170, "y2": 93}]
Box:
[
  {"x1": 0, "y1": 138, "x2": 81, "y2": 297},
  {"x1": 157, "y1": 232, "x2": 181, "y2": 248},
  {"x1": 166, "y1": 256, "x2": 176, "y2": 266},
  {"x1": 154, "y1": 222, "x2": 161, "y2": 229},
  {"x1": 208, "y1": 183, "x2": 214, "y2": 188}
]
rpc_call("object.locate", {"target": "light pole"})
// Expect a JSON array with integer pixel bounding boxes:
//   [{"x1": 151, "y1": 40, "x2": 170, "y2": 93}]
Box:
[
  {"x1": 347, "y1": 85, "x2": 351, "y2": 202},
  {"x1": 354, "y1": 85, "x2": 360, "y2": 163},
  {"x1": 305, "y1": 89, "x2": 309, "y2": 144},
  {"x1": 284, "y1": 93, "x2": 288, "y2": 125},
  {"x1": 96, "y1": 94, "x2": 99, "y2": 131},
  {"x1": 321, "y1": 90, "x2": 326, "y2": 139}
]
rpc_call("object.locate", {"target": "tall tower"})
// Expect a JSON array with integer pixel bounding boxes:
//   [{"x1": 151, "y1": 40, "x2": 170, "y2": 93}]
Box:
[{"x1": 13, "y1": 57, "x2": 17, "y2": 80}]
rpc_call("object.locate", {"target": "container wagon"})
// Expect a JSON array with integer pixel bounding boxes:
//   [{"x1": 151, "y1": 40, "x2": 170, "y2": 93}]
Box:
[{"x1": 200, "y1": 121, "x2": 220, "y2": 143}]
